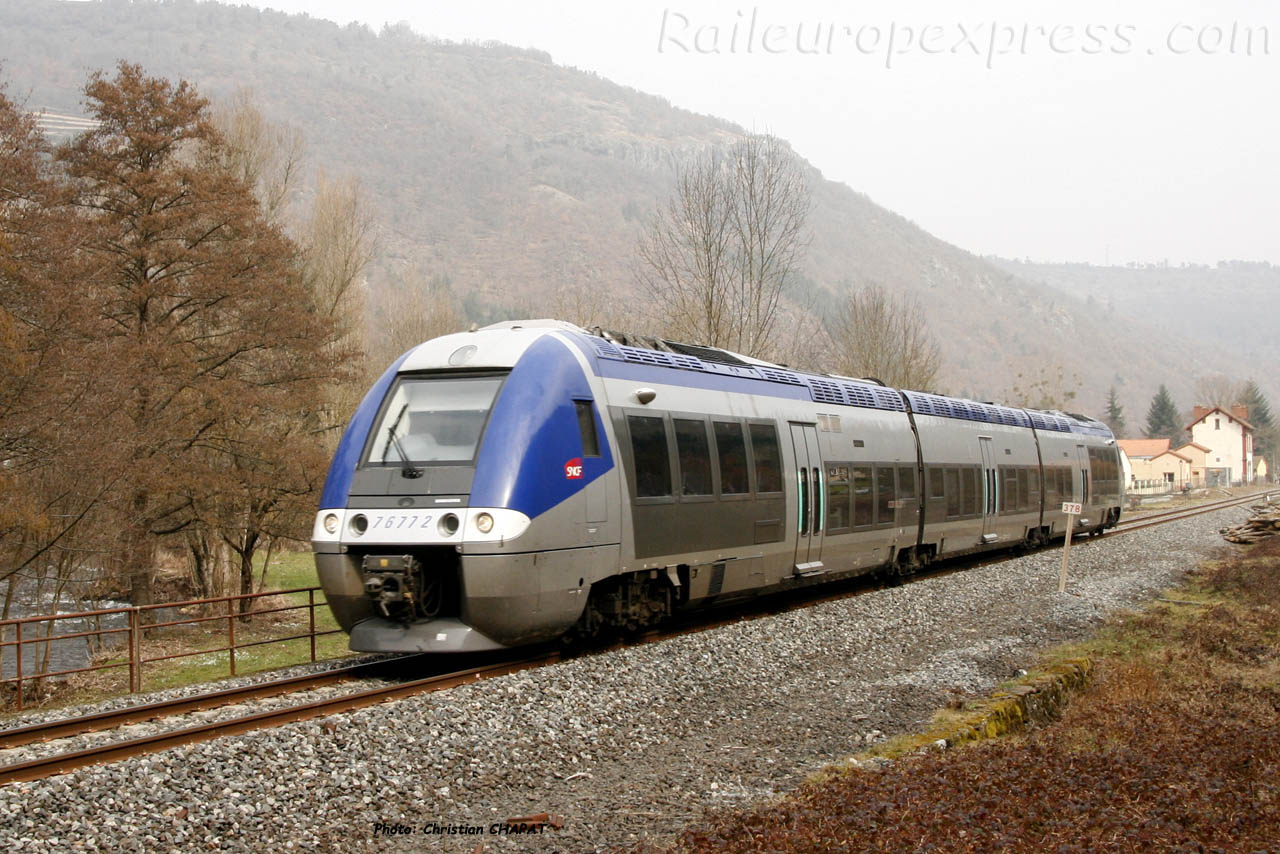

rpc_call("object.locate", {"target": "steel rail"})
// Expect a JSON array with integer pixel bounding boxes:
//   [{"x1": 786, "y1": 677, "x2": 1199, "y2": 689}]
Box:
[
  {"x1": 0, "y1": 654, "x2": 555, "y2": 785},
  {"x1": 1108, "y1": 490, "x2": 1276, "y2": 537},
  {"x1": 0, "y1": 655, "x2": 420, "y2": 751}
]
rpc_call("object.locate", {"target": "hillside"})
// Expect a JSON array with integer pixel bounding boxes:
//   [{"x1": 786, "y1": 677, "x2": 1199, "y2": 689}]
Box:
[
  {"x1": 0, "y1": 0, "x2": 1266, "y2": 415},
  {"x1": 991, "y1": 258, "x2": 1279, "y2": 405}
]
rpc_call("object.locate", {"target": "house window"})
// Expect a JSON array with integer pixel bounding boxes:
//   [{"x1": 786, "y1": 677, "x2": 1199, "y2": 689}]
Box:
[{"x1": 1215, "y1": 418, "x2": 1220, "y2": 430}]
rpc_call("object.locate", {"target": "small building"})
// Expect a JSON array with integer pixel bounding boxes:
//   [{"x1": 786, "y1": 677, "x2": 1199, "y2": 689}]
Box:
[
  {"x1": 1172, "y1": 442, "x2": 1212, "y2": 487},
  {"x1": 1117, "y1": 438, "x2": 1192, "y2": 491},
  {"x1": 1186, "y1": 405, "x2": 1255, "y2": 486}
]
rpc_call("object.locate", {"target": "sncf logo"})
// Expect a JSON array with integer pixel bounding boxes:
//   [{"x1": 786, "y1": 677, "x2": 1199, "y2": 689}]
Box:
[{"x1": 564, "y1": 458, "x2": 584, "y2": 479}]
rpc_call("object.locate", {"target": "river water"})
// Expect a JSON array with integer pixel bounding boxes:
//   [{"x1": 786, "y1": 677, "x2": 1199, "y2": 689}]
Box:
[{"x1": 1, "y1": 575, "x2": 135, "y2": 681}]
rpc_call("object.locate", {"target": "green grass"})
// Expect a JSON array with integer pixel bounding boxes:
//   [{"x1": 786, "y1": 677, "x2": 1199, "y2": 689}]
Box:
[
  {"x1": 260, "y1": 549, "x2": 324, "y2": 591},
  {"x1": 122, "y1": 547, "x2": 354, "y2": 692}
]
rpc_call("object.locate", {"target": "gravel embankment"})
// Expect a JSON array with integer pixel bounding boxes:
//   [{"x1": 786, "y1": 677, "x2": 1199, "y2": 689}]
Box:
[{"x1": 0, "y1": 508, "x2": 1247, "y2": 853}]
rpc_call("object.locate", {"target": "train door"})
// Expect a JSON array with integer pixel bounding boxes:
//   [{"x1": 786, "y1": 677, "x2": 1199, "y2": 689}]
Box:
[
  {"x1": 979, "y1": 437, "x2": 998, "y2": 542},
  {"x1": 1076, "y1": 444, "x2": 1091, "y2": 505},
  {"x1": 789, "y1": 422, "x2": 824, "y2": 573}
]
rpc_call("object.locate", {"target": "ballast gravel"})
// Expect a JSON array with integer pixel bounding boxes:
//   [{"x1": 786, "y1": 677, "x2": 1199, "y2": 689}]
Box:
[{"x1": 0, "y1": 507, "x2": 1251, "y2": 852}]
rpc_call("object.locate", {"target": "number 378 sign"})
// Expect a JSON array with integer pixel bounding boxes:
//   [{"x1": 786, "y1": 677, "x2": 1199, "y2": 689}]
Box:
[{"x1": 1062, "y1": 502, "x2": 1082, "y2": 515}]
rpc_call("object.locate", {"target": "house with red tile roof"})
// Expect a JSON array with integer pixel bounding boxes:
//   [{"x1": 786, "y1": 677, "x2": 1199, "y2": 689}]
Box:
[
  {"x1": 1187, "y1": 405, "x2": 1255, "y2": 486},
  {"x1": 1118, "y1": 438, "x2": 1192, "y2": 489}
]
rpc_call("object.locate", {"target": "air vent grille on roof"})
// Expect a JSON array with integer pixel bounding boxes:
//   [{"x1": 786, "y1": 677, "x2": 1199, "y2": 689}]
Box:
[
  {"x1": 809, "y1": 378, "x2": 845, "y2": 405},
  {"x1": 592, "y1": 340, "x2": 624, "y2": 360},
  {"x1": 872, "y1": 387, "x2": 906, "y2": 411},
  {"x1": 616, "y1": 345, "x2": 704, "y2": 371},
  {"x1": 758, "y1": 367, "x2": 806, "y2": 386},
  {"x1": 843, "y1": 383, "x2": 877, "y2": 409},
  {"x1": 662, "y1": 340, "x2": 752, "y2": 366},
  {"x1": 1027, "y1": 412, "x2": 1071, "y2": 432},
  {"x1": 583, "y1": 334, "x2": 973, "y2": 418}
]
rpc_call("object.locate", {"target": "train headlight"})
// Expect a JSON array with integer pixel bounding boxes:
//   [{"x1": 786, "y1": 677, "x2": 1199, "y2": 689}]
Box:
[
  {"x1": 322, "y1": 513, "x2": 340, "y2": 535},
  {"x1": 349, "y1": 514, "x2": 368, "y2": 537},
  {"x1": 438, "y1": 513, "x2": 459, "y2": 537},
  {"x1": 474, "y1": 512, "x2": 494, "y2": 534}
]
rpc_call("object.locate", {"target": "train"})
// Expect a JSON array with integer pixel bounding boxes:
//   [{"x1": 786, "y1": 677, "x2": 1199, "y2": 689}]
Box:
[{"x1": 311, "y1": 320, "x2": 1123, "y2": 653}]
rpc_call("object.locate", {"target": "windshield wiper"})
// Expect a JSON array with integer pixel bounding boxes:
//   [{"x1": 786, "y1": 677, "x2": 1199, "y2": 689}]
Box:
[{"x1": 385, "y1": 403, "x2": 423, "y2": 479}]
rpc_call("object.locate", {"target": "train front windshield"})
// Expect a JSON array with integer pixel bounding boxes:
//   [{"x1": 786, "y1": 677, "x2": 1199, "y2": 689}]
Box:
[{"x1": 365, "y1": 375, "x2": 505, "y2": 465}]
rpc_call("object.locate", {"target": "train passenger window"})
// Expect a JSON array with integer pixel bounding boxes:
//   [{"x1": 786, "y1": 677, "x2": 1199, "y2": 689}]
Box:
[
  {"x1": 853, "y1": 467, "x2": 873, "y2": 525},
  {"x1": 930, "y1": 469, "x2": 945, "y2": 499},
  {"x1": 1017, "y1": 469, "x2": 1029, "y2": 511},
  {"x1": 875, "y1": 466, "x2": 895, "y2": 524},
  {"x1": 628, "y1": 415, "x2": 671, "y2": 498},
  {"x1": 826, "y1": 464, "x2": 850, "y2": 530},
  {"x1": 1029, "y1": 469, "x2": 1041, "y2": 508},
  {"x1": 749, "y1": 423, "x2": 783, "y2": 493},
  {"x1": 713, "y1": 421, "x2": 749, "y2": 495},
  {"x1": 673, "y1": 419, "x2": 712, "y2": 496},
  {"x1": 945, "y1": 468, "x2": 961, "y2": 517},
  {"x1": 962, "y1": 468, "x2": 978, "y2": 516},
  {"x1": 575, "y1": 401, "x2": 600, "y2": 457},
  {"x1": 897, "y1": 466, "x2": 916, "y2": 500}
]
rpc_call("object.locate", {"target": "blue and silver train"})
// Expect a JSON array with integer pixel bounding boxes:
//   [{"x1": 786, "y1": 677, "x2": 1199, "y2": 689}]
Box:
[{"x1": 312, "y1": 320, "x2": 1123, "y2": 653}]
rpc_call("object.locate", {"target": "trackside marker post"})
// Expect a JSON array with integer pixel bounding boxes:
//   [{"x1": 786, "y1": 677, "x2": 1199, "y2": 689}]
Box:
[{"x1": 1059, "y1": 502, "x2": 1082, "y2": 592}]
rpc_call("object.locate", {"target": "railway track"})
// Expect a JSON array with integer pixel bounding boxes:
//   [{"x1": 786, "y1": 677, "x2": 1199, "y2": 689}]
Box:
[
  {"x1": 0, "y1": 654, "x2": 557, "y2": 786},
  {"x1": 2, "y1": 488, "x2": 1270, "y2": 786},
  {"x1": 0, "y1": 655, "x2": 421, "y2": 752},
  {"x1": 1109, "y1": 489, "x2": 1276, "y2": 536}
]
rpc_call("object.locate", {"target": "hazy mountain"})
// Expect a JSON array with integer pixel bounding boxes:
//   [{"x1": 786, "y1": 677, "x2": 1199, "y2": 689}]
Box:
[
  {"x1": 990, "y1": 258, "x2": 1279, "y2": 417},
  {"x1": 1, "y1": 0, "x2": 1267, "y2": 417}
]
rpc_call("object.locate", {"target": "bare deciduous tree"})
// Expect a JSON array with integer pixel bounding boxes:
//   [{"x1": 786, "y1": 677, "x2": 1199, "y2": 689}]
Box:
[
  {"x1": 1191, "y1": 374, "x2": 1246, "y2": 410},
  {"x1": 638, "y1": 133, "x2": 810, "y2": 358},
  {"x1": 366, "y1": 268, "x2": 464, "y2": 371},
  {"x1": 0, "y1": 82, "x2": 119, "y2": 607},
  {"x1": 300, "y1": 171, "x2": 374, "y2": 419},
  {"x1": 549, "y1": 277, "x2": 639, "y2": 331},
  {"x1": 211, "y1": 87, "x2": 305, "y2": 221},
  {"x1": 827, "y1": 283, "x2": 942, "y2": 390},
  {"x1": 56, "y1": 63, "x2": 337, "y2": 605}
]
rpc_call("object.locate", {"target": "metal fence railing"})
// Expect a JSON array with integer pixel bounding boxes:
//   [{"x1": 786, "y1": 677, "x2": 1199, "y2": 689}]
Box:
[{"x1": 0, "y1": 587, "x2": 342, "y2": 711}]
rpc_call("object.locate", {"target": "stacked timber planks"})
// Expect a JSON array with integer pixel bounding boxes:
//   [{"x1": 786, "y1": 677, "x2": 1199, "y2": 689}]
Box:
[{"x1": 1220, "y1": 502, "x2": 1280, "y2": 543}]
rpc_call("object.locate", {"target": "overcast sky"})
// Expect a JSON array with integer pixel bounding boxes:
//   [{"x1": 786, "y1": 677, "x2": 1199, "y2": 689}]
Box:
[{"x1": 238, "y1": 0, "x2": 1278, "y2": 266}]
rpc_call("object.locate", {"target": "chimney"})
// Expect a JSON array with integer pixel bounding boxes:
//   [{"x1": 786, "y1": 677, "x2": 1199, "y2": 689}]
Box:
[
  {"x1": 1231, "y1": 404, "x2": 1249, "y2": 421},
  {"x1": 1192, "y1": 405, "x2": 1212, "y2": 422}
]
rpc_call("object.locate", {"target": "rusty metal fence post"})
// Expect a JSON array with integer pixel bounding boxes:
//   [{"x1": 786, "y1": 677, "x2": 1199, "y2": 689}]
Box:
[
  {"x1": 308, "y1": 588, "x2": 317, "y2": 663},
  {"x1": 227, "y1": 598, "x2": 237, "y2": 677},
  {"x1": 129, "y1": 607, "x2": 140, "y2": 693},
  {"x1": 15, "y1": 620, "x2": 23, "y2": 712},
  {"x1": 3, "y1": 586, "x2": 336, "y2": 709}
]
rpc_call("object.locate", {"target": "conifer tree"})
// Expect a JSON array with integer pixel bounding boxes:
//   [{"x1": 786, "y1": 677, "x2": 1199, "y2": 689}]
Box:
[
  {"x1": 1144, "y1": 385, "x2": 1182, "y2": 444},
  {"x1": 1241, "y1": 380, "x2": 1275, "y2": 462},
  {"x1": 1104, "y1": 386, "x2": 1127, "y2": 436}
]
